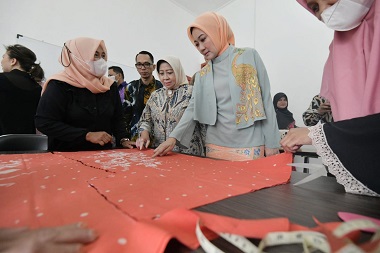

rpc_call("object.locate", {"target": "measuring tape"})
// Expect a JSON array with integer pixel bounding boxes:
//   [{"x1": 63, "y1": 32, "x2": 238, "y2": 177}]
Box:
[
  {"x1": 195, "y1": 221, "x2": 260, "y2": 253},
  {"x1": 195, "y1": 219, "x2": 380, "y2": 253},
  {"x1": 333, "y1": 219, "x2": 380, "y2": 238},
  {"x1": 259, "y1": 231, "x2": 330, "y2": 252}
]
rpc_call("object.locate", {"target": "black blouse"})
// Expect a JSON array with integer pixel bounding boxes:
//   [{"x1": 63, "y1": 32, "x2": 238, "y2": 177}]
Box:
[
  {"x1": 323, "y1": 112, "x2": 380, "y2": 195},
  {"x1": 35, "y1": 80, "x2": 129, "y2": 151},
  {"x1": 0, "y1": 69, "x2": 42, "y2": 135}
]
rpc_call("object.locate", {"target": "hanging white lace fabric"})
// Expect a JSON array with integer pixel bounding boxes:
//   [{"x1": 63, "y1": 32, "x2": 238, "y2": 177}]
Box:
[{"x1": 308, "y1": 123, "x2": 379, "y2": 197}]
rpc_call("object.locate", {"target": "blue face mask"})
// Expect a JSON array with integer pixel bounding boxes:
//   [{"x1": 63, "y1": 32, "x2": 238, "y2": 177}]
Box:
[{"x1": 321, "y1": 0, "x2": 374, "y2": 31}]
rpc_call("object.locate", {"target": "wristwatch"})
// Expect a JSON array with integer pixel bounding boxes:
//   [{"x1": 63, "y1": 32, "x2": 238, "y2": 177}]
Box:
[{"x1": 120, "y1": 138, "x2": 130, "y2": 145}]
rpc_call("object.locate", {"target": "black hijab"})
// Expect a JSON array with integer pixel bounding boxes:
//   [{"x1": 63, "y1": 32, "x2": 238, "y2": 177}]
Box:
[{"x1": 273, "y1": 92, "x2": 296, "y2": 130}]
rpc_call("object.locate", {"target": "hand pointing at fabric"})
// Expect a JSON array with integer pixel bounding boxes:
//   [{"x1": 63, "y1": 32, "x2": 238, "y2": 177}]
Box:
[
  {"x1": 153, "y1": 137, "x2": 176, "y2": 157},
  {"x1": 135, "y1": 130, "x2": 151, "y2": 150}
]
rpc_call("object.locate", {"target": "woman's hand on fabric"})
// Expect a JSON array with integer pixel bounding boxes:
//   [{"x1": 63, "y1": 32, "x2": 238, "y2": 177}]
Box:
[
  {"x1": 280, "y1": 127, "x2": 312, "y2": 153},
  {"x1": 152, "y1": 137, "x2": 176, "y2": 157},
  {"x1": 265, "y1": 147, "x2": 279, "y2": 157},
  {"x1": 85, "y1": 132, "x2": 113, "y2": 146},
  {"x1": 0, "y1": 223, "x2": 97, "y2": 253},
  {"x1": 120, "y1": 138, "x2": 135, "y2": 149},
  {"x1": 135, "y1": 130, "x2": 151, "y2": 150}
]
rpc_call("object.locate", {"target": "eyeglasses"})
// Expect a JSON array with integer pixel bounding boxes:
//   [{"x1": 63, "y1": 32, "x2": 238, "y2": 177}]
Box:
[{"x1": 135, "y1": 62, "x2": 153, "y2": 69}]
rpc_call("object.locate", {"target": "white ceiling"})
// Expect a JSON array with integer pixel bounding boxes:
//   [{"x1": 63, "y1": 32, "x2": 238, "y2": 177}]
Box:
[{"x1": 169, "y1": 0, "x2": 237, "y2": 16}]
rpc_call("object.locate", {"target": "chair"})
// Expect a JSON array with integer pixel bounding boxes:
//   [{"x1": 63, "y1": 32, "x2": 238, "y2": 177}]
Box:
[{"x1": 0, "y1": 134, "x2": 48, "y2": 153}]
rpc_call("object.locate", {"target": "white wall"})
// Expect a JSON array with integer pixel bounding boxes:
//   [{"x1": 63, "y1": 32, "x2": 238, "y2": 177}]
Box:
[
  {"x1": 0, "y1": 0, "x2": 199, "y2": 80},
  {"x1": 0, "y1": 0, "x2": 333, "y2": 126},
  {"x1": 220, "y1": 0, "x2": 333, "y2": 126},
  {"x1": 254, "y1": 0, "x2": 333, "y2": 126}
]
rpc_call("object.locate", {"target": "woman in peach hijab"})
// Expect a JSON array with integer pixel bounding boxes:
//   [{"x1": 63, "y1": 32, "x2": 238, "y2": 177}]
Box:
[
  {"x1": 35, "y1": 37, "x2": 132, "y2": 151},
  {"x1": 154, "y1": 12, "x2": 280, "y2": 161}
]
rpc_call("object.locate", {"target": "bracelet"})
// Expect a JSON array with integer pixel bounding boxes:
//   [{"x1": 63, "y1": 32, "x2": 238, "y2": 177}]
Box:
[{"x1": 120, "y1": 138, "x2": 130, "y2": 145}]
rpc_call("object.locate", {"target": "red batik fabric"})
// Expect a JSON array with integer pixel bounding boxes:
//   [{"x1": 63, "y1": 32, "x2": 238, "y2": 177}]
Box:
[
  {"x1": 59, "y1": 149, "x2": 292, "y2": 219},
  {"x1": 0, "y1": 150, "x2": 292, "y2": 252},
  {"x1": 0, "y1": 152, "x2": 136, "y2": 252}
]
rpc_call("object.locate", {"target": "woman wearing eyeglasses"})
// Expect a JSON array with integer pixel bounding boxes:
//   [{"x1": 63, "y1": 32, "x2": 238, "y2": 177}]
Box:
[{"x1": 35, "y1": 37, "x2": 132, "y2": 151}]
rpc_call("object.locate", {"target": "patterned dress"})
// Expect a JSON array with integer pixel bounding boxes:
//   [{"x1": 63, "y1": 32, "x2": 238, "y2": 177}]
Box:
[
  {"x1": 124, "y1": 78, "x2": 162, "y2": 140},
  {"x1": 302, "y1": 95, "x2": 334, "y2": 126},
  {"x1": 138, "y1": 84, "x2": 205, "y2": 156}
]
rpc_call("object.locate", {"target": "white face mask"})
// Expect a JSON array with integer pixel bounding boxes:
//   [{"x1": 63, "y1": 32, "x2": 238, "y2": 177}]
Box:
[
  {"x1": 88, "y1": 58, "x2": 108, "y2": 77},
  {"x1": 109, "y1": 75, "x2": 120, "y2": 83},
  {"x1": 71, "y1": 53, "x2": 108, "y2": 77},
  {"x1": 321, "y1": 0, "x2": 374, "y2": 31}
]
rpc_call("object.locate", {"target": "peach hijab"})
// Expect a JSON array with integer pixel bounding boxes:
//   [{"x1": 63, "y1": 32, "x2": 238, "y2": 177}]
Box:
[
  {"x1": 44, "y1": 37, "x2": 113, "y2": 94},
  {"x1": 297, "y1": 0, "x2": 380, "y2": 121},
  {"x1": 187, "y1": 12, "x2": 235, "y2": 56}
]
